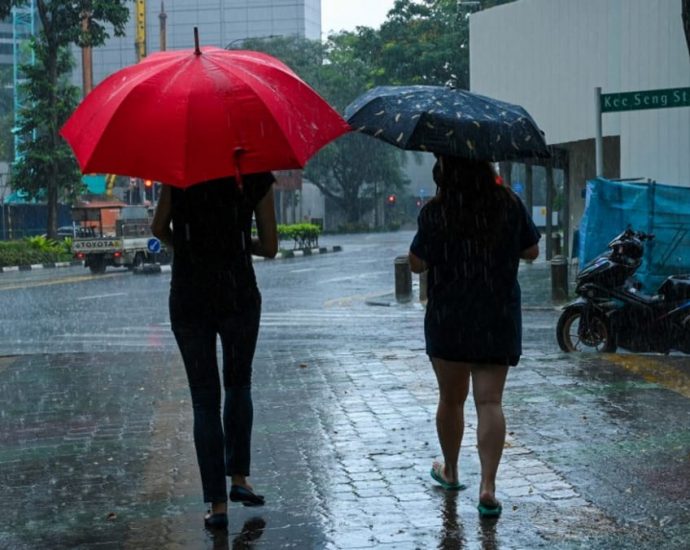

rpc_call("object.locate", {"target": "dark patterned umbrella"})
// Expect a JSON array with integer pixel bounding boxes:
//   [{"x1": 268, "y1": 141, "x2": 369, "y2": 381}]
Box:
[{"x1": 344, "y1": 85, "x2": 550, "y2": 161}]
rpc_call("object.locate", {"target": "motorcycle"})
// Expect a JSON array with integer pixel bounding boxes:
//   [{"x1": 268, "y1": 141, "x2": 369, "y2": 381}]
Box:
[{"x1": 556, "y1": 228, "x2": 690, "y2": 353}]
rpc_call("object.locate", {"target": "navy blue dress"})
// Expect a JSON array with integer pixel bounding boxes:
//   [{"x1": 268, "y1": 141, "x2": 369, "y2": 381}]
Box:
[{"x1": 410, "y1": 193, "x2": 540, "y2": 366}]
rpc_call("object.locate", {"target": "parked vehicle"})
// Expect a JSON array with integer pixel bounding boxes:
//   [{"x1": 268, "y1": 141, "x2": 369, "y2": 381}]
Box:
[
  {"x1": 557, "y1": 228, "x2": 690, "y2": 354},
  {"x1": 71, "y1": 203, "x2": 171, "y2": 274}
]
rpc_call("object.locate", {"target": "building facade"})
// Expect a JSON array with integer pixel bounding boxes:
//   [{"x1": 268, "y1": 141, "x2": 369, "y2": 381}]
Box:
[
  {"x1": 73, "y1": 0, "x2": 321, "y2": 89},
  {"x1": 469, "y1": 0, "x2": 690, "y2": 252}
]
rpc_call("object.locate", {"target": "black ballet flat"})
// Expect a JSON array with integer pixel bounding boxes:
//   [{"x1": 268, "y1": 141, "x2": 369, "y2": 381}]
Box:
[
  {"x1": 204, "y1": 511, "x2": 228, "y2": 529},
  {"x1": 230, "y1": 485, "x2": 265, "y2": 507}
]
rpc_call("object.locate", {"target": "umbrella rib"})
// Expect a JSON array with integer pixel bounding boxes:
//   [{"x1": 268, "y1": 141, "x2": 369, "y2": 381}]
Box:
[
  {"x1": 203, "y1": 53, "x2": 306, "y2": 164},
  {"x1": 67, "y1": 56, "x2": 191, "y2": 177}
]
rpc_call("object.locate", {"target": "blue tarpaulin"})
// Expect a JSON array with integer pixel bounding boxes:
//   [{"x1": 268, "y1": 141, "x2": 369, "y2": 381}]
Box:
[{"x1": 579, "y1": 177, "x2": 690, "y2": 293}]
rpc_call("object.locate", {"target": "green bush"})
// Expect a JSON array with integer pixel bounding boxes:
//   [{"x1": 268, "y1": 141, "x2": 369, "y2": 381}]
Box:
[
  {"x1": 0, "y1": 238, "x2": 73, "y2": 268},
  {"x1": 277, "y1": 223, "x2": 321, "y2": 249}
]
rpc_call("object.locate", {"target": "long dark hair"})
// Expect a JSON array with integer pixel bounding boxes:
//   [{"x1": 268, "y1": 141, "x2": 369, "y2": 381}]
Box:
[{"x1": 433, "y1": 155, "x2": 514, "y2": 244}]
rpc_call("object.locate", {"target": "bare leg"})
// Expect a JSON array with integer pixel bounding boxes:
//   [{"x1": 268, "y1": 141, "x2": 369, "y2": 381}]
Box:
[
  {"x1": 231, "y1": 474, "x2": 253, "y2": 490},
  {"x1": 211, "y1": 501, "x2": 227, "y2": 514},
  {"x1": 471, "y1": 365, "x2": 509, "y2": 506},
  {"x1": 431, "y1": 358, "x2": 471, "y2": 483}
]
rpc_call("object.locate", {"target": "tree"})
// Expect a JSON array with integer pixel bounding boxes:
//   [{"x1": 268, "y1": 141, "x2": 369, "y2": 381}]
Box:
[
  {"x1": 12, "y1": 39, "x2": 83, "y2": 207},
  {"x1": 240, "y1": 34, "x2": 408, "y2": 225},
  {"x1": 0, "y1": 1, "x2": 130, "y2": 238},
  {"x1": 357, "y1": 0, "x2": 516, "y2": 89},
  {"x1": 367, "y1": 0, "x2": 471, "y2": 87}
]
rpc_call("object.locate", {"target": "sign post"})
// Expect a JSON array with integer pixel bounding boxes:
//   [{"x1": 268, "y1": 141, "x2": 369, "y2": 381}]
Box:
[
  {"x1": 595, "y1": 87, "x2": 603, "y2": 177},
  {"x1": 595, "y1": 86, "x2": 690, "y2": 177}
]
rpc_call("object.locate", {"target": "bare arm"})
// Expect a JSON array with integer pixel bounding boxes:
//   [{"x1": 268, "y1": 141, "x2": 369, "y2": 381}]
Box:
[
  {"x1": 151, "y1": 184, "x2": 173, "y2": 248},
  {"x1": 520, "y1": 243, "x2": 539, "y2": 261},
  {"x1": 252, "y1": 186, "x2": 278, "y2": 258},
  {"x1": 408, "y1": 250, "x2": 428, "y2": 274}
]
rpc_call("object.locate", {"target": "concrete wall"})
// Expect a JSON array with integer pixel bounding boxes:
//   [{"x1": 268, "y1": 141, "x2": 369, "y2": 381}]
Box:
[
  {"x1": 402, "y1": 152, "x2": 436, "y2": 202},
  {"x1": 298, "y1": 180, "x2": 325, "y2": 223},
  {"x1": 470, "y1": 0, "x2": 690, "y2": 187}
]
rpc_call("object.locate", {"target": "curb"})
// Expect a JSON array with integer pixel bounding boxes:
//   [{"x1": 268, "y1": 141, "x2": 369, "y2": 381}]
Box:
[
  {"x1": 0, "y1": 260, "x2": 83, "y2": 274},
  {"x1": 156, "y1": 245, "x2": 343, "y2": 273},
  {"x1": 252, "y1": 245, "x2": 343, "y2": 262},
  {"x1": 1, "y1": 246, "x2": 343, "y2": 275}
]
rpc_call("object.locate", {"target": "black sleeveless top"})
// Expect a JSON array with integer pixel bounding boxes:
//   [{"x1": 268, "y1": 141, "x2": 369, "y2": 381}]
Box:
[
  {"x1": 170, "y1": 173, "x2": 274, "y2": 284},
  {"x1": 410, "y1": 193, "x2": 540, "y2": 362}
]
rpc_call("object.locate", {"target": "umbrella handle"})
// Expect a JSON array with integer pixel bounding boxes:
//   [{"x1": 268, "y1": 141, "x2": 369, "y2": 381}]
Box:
[{"x1": 234, "y1": 147, "x2": 245, "y2": 191}]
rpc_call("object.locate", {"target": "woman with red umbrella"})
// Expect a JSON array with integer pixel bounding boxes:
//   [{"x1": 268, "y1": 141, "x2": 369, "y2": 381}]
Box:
[
  {"x1": 62, "y1": 31, "x2": 350, "y2": 529},
  {"x1": 152, "y1": 172, "x2": 277, "y2": 528}
]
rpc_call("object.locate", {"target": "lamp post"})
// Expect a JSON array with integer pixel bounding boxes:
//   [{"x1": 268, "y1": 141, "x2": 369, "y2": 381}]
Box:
[{"x1": 225, "y1": 35, "x2": 278, "y2": 50}]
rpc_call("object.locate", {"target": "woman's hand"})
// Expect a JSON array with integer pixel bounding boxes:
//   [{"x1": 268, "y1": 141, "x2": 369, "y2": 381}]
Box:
[
  {"x1": 252, "y1": 187, "x2": 278, "y2": 258},
  {"x1": 520, "y1": 243, "x2": 539, "y2": 260},
  {"x1": 408, "y1": 251, "x2": 428, "y2": 274},
  {"x1": 151, "y1": 184, "x2": 173, "y2": 247}
]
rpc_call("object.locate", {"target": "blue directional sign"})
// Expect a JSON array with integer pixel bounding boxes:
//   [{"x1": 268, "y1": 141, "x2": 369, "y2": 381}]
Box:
[
  {"x1": 513, "y1": 182, "x2": 524, "y2": 194},
  {"x1": 147, "y1": 237, "x2": 161, "y2": 254}
]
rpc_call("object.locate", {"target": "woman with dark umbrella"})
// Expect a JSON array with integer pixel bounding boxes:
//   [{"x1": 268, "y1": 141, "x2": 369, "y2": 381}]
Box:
[
  {"x1": 408, "y1": 155, "x2": 540, "y2": 518},
  {"x1": 152, "y1": 173, "x2": 277, "y2": 528}
]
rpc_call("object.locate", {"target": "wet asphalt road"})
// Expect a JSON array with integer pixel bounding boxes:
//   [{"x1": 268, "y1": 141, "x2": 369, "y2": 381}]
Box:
[{"x1": 0, "y1": 230, "x2": 688, "y2": 549}]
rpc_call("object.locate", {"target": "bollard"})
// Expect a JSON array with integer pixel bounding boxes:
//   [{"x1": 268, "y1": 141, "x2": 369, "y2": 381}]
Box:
[
  {"x1": 394, "y1": 255, "x2": 412, "y2": 303},
  {"x1": 419, "y1": 270, "x2": 428, "y2": 303},
  {"x1": 551, "y1": 233, "x2": 562, "y2": 256},
  {"x1": 551, "y1": 255, "x2": 568, "y2": 302}
]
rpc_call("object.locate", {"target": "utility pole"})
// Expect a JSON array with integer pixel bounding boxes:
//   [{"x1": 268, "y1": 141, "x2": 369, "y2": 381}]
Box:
[
  {"x1": 134, "y1": 0, "x2": 147, "y2": 203},
  {"x1": 135, "y1": 0, "x2": 147, "y2": 62},
  {"x1": 159, "y1": 2, "x2": 167, "y2": 52}
]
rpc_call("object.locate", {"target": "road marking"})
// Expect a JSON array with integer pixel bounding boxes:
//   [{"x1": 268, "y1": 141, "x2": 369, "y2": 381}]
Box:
[
  {"x1": 0, "y1": 272, "x2": 124, "y2": 291},
  {"x1": 76, "y1": 292, "x2": 129, "y2": 301},
  {"x1": 604, "y1": 354, "x2": 690, "y2": 398},
  {"x1": 258, "y1": 308, "x2": 421, "y2": 327},
  {"x1": 317, "y1": 270, "x2": 388, "y2": 284},
  {"x1": 289, "y1": 268, "x2": 316, "y2": 273}
]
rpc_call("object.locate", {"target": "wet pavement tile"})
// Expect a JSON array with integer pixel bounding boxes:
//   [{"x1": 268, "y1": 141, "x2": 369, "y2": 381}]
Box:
[{"x1": 1, "y1": 336, "x2": 689, "y2": 548}]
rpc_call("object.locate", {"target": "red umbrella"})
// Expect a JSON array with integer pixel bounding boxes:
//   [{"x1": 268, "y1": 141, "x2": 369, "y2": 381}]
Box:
[{"x1": 60, "y1": 36, "x2": 350, "y2": 188}]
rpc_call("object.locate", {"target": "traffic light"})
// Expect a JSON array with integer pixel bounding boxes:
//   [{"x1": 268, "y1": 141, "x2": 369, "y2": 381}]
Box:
[
  {"x1": 386, "y1": 194, "x2": 397, "y2": 206},
  {"x1": 144, "y1": 179, "x2": 153, "y2": 201}
]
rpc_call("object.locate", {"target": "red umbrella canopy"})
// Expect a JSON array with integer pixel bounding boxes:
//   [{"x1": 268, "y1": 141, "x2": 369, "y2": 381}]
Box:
[{"x1": 61, "y1": 46, "x2": 351, "y2": 188}]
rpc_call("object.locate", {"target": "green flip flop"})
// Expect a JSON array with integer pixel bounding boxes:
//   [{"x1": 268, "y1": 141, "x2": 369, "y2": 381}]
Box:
[
  {"x1": 477, "y1": 501, "x2": 502, "y2": 517},
  {"x1": 430, "y1": 465, "x2": 467, "y2": 491}
]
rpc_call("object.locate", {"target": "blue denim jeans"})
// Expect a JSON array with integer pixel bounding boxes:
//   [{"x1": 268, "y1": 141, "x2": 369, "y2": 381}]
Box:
[{"x1": 170, "y1": 277, "x2": 261, "y2": 504}]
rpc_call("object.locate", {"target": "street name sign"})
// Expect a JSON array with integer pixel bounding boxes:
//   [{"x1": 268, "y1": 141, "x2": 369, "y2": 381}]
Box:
[{"x1": 601, "y1": 87, "x2": 690, "y2": 113}]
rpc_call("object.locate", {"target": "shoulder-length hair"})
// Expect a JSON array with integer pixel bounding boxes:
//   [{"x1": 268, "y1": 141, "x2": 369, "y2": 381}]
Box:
[{"x1": 433, "y1": 155, "x2": 515, "y2": 242}]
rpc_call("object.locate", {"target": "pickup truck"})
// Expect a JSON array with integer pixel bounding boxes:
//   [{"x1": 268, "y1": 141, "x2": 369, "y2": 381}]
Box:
[{"x1": 71, "y1": 203, "x2": 171, "y2": 274}]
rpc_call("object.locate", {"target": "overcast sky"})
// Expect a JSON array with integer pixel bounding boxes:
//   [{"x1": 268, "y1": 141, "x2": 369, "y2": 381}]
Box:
[{"x1": 321, "y1": 0, "x2": 396, "y2": 35}]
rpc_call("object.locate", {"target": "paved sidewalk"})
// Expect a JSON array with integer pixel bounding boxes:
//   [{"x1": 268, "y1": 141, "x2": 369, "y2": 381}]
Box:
[{"x1": 3, "y1": 346, "x2": 686, "y2": 548}]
